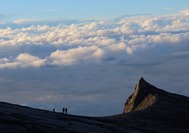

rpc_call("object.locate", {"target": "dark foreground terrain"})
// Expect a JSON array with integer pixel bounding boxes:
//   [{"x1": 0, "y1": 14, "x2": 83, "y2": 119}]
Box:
[{"x1": 0, "y1": 78, "x2": 189, "y2": 133}]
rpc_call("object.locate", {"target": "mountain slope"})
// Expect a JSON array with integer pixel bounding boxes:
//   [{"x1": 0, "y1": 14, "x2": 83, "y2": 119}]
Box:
[
  {"x1": 0, "y1": 78, "x2": 189, "y2": 133},
  {"x1": 122, "y1": 78, "x2": 189, "y2": 132}
]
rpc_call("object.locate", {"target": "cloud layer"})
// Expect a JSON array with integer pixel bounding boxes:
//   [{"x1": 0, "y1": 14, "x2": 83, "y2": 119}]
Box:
[
  {"x1": 0, "y1": 10, "x2": 189, "y2": 116},
  {"x1": 0, "y1": 10, "x2": 189, "y2": 68}
]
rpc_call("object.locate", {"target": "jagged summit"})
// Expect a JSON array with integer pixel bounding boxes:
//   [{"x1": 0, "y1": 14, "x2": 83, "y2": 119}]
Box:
[{"x1": 123, "y1": 78, "x2": 165, "y2": 113}]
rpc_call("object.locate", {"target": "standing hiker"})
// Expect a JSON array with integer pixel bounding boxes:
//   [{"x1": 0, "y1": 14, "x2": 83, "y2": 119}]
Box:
[
  {"x1": 65, "y1": 108, "x2": 67, "y2": 114},
  {"x1": 62, "y1": 107, "x2": 65, "y2": 114}
]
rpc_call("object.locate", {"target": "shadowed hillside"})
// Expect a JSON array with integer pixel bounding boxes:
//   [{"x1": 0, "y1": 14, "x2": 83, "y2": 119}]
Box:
[{"x1": 0, "y1": 78, "x2": 189, "y2": 133}]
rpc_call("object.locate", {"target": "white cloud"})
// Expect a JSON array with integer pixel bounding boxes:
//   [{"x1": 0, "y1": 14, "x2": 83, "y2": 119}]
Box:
[
  {"x1": 16, "y1": 53, "x2": 46, "y2": 67},
  {"x1": 0, "y1": 62, "x2": 19, "y2": 69},
  {"x1": 180, "y1": 10, "x2": 189, "y2": 16},
  {"x1": 0, "y1": 58, "x2": 9, "y2": 63},
  {"x1": 0, "y1": 53, "x2": 46, "y2": 68},
  {"x1": 13, "y1": 18, "x2": 41, "y2": 24},
  {"x1": 49, "y1": 46, "x2": 105, "y2": 66}
]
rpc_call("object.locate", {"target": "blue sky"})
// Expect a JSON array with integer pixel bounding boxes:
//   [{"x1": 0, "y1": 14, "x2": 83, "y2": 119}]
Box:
[
  {"x1": 0, "y1": 1, "x2": 189, "y2": 116},
  {"x1": 1, "y1": 0, "x2": 189, "y2": 21}
]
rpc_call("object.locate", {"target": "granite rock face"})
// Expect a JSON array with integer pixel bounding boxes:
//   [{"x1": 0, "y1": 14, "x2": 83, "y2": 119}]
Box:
[
  {"x1": 0, "y1": 78, "x2": 189, "y2": 133},
  {"x1": 123, "y1": 77, "x2": 164, "y2": 113}
]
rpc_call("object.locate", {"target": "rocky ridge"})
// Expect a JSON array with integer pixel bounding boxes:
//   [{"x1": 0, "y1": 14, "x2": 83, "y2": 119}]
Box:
[
  {"x1": 123, "y1": 77, "x2": 165, "y2": 113},
  {"x1": 0, "y1": 78, "x2": 189, "y2": 133}
]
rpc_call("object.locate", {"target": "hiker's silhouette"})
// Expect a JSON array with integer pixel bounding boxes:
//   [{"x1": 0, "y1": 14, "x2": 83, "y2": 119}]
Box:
[
  {"x1": 65, "y1": 108, "x2": 67, "y2": 114},
  {"x1": 62, "y1": 108, "x2": 65, "y2": 113}
]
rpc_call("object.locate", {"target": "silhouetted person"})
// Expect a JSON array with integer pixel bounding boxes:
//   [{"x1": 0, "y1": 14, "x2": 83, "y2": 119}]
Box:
[
  {"x1": 53, "y1": 108, "x2": 55, "y2": 112},
  {"x1": 65, "y1": 108, "x2": 67, "y2": 114},
  {"x1": 62, "y1": 107, "x2": 65, "y2": 114}
]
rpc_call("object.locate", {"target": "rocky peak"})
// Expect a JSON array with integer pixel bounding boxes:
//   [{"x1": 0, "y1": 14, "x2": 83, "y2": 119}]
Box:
[{"x1": 123, "y1": 78, "x2": 163, "y2": 113}]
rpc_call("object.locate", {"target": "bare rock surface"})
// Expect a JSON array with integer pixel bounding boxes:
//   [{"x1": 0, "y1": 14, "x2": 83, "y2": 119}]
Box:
[
  {"x1": 0, "y1": 78, "x2": 189, "y2": 133},
  {"x1": 123, "y1": 77, "x2": 165, "y2": 113}
]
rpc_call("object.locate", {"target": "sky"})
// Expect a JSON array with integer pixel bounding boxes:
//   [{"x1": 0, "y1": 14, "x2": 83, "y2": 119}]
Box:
[
  {"x1": 0, "y1": 1, "x2": 189, "y2": 116},
  {"x1": 1, "y1": 0, "x2": 189, "y2": 21}
]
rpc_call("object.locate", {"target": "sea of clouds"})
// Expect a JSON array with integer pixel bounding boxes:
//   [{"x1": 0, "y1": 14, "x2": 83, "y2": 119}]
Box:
[{"x1": 0, "y1": 10, "x2": 189, "y2": 116}]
